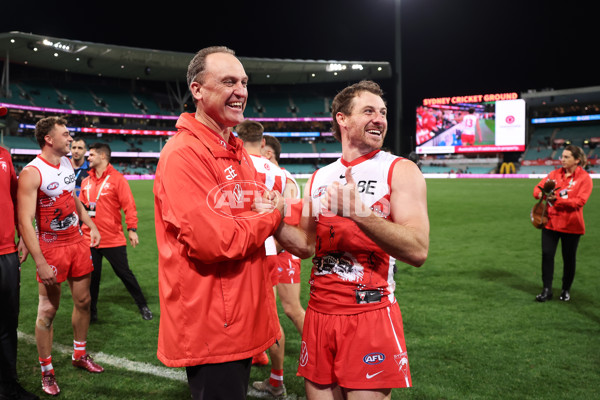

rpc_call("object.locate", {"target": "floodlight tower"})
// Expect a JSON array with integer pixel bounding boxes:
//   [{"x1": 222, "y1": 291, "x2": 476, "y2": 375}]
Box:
[{"x1": 394, "y1": 0, "x2": 403, "y2": 156}]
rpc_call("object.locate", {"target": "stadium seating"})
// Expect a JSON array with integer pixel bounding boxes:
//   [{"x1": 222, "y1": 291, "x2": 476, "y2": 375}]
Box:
[{"x1": 1, "y1": 135, "x2": 39, "y2": 149}]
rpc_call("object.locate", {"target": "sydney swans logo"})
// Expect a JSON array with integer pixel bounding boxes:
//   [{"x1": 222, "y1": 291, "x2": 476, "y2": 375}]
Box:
[{"x1": 206, "y1": 180, "x2": 271, "y2": 219}]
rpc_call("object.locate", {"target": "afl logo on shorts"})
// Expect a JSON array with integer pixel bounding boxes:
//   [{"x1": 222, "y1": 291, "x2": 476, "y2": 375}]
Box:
[
  {"x1": 47, "y1": 182, "x2": 60, "y2": 190},
  {"x1": 299, "y1": 341, "x2": 309, "y2": 367},
  {"x1": 363, "y1": 352, "x2": 385, "y2": 365}
]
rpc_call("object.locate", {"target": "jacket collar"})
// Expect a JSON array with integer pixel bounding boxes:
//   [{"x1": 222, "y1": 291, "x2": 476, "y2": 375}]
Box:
[{"x1": 176, "y1": 113, "x2": 246, "y2": 162}]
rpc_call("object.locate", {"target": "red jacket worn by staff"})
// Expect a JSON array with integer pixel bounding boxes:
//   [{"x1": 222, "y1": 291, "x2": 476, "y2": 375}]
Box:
[
  {"x1": 79, "y1": 164, "x2": 137, "y2": 248},
  {"x1": 533, "y1": 166, "x2": 593, "y2": 235},
  {"x1": 153, "y1": 113, "x2": 282, "y2": 368},
  {"x1": 0, "y1": 146, "x2": 18, "y2": 255}
]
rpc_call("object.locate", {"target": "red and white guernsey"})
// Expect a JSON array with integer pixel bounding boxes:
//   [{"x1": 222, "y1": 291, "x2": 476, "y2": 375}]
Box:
[
  {"x1": 462, "y1": 113, "x2": 478, "y2": 135},
  {"x1": 249, "y1": 154, "x2": 286, "y2": 255},
  {"x1": 25, "y1": 155, "x2": 83, "y2": 248},
  {"x1": 309, "y1": 149, "x2": 403, "y2": 314}
]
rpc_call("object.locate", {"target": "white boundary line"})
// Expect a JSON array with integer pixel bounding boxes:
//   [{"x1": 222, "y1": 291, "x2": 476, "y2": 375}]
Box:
[{"x1": 17, "y1": 330, "x2": 187, "y2": 382}]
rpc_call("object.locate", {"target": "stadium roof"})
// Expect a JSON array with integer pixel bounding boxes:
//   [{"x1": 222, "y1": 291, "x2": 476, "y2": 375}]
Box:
[
  {"x1": 0, "y1": 31, "x2": 392, "y2": 85},
  {"x1": 521, "y1": 85, "x2": 600, "y2": 107}
]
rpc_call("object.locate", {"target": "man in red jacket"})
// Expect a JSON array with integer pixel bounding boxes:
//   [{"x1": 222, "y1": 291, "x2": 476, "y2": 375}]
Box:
[
  {"x1": 0, "y1": 145, "x2": 39, "y2": 399},
  {"x1": 79, "y1": 143, "x2": 152, "y2": 322},
  {"x1": 153, "y1": 46, "x2": 284, "y2": 400}
]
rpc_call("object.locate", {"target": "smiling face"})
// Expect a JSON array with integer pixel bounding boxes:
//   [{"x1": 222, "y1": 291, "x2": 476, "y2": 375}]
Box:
[
  {"x1": 87, "y1": 148, "x2": 103, "y2": 169},
  {"x1": 560, "y1": 149, "x2": 580, "y2": 171},
  {"x1": 46, "y1": 124, "x2": 73, "y2": 156},
  {"x1": 190, "y1": 52, "x2": 248, "y2": 133},
  {"x1": 337, "y1": 91, "x2": 388, "y2": 153}
]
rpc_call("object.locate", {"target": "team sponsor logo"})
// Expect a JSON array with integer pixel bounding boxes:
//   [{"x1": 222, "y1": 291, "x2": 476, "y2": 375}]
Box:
[
  {"x1": 505, "y1": 115, "x2": 515, "y2": 124},
  {"x1": 299, "y1": 341, "x2": 308, "y2": 367},
  {"x1": 206, "y1": 180, "x2": 271, "y2": 219},
  {"x1": 264, "y1": 162, "x2": 270, "y2": 171},
  {"x1": 366, "y1": 371, "x2": 384, "y2": 379},
  {"x1": 313, "y1": 186, "x2": 327, "y2": 198},
  {"x1": 394, "y1": 352, "x2": 410, "y2": 380},
  {"x1": 63, "y1": 173, "x2": 76, "y2": 185},
  {"x1": 314, "y1": 252, "x2": 364, "y2": 282},
  {"x1": 39, "y1": 197, "x2": 55, "y2": 208},
  {"x1": 363, "y1": 352, "x2": 386, "y2": 365},
  {"x1": 0, "y1": 160, "x2": 7, "y2": 172},
  {"x1": 40, "y1": 232, "x2": 58, "y2": 243},
  {"x1": 224, "y1": 165, "x2": 238, "y2": 180},
  {"x1": 47, "y1": 182, "x2": 60, "y2": 190}
]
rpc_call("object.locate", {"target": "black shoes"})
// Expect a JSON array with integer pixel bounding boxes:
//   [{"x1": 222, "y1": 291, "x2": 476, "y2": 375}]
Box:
[
  {"x1": 559, "y1": 290, "x2": 571, "y2": 301},
  {"x1": 139, "y1": 305, "x2": 153, "y2": 320},
  {"x1": 0, "y1": 380, "x2": 40, "y2": 400},
  {"x1": 535, "y1": 287, "x2": 553, "y2": 302}
]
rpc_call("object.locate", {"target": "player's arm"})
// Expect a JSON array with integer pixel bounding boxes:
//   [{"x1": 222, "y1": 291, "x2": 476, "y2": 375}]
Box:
[
  {"x1": 273, "y1": 176, "x2": 316, "y2": 259},
  {"x1": 74, "y1": 196, "x2": 100, "y2": 247},
  {"x1": 17, "y1": 167, "x2": 56, "y2": 285},
  {"x1": 118, "y1": 179, "x2": 139, "y2": 247},
  {"x1": 324, "y1": 162, "x2": 429, "y2": 267}
]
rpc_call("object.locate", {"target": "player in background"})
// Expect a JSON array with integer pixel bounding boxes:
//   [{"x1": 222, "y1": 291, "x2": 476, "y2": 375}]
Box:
[
  {"x1": 262, "y1": 134, "x2": 306, "y2": 336},
  {"x1": 461, "y1": 108, "x2": 482, "y2": 145},
  {"x1": 235, "y1": 120, "x2": 291, "y2": 399},
  {"x1": 69, "y1": 137, "x2": 89, "y2": 198},
  {"x1": 17, "y1": 117, "x2": 104, "y2": 397}
]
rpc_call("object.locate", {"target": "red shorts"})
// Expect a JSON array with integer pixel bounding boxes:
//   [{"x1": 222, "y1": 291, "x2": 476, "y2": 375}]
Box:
[
  {"x1": 37, "y1": 240, "x2": 93, "y2": 284},
  {"x1": 297, "y1": 303, "x2": 412, "y2": 389},
  {"x1": 461, "y1": 133, "x2": 475, "y2": 145},
  {"x1": 276, "y1": 251, "x2": 301, "y2": 284},
  {"x1": 266, "y1": 255, "x2": 280, "y2": 286}
]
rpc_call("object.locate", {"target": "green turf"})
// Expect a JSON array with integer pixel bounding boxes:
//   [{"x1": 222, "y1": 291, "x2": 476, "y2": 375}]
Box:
[{"x1": 15, "y1": 178, "x2": 599, "y2": 399}]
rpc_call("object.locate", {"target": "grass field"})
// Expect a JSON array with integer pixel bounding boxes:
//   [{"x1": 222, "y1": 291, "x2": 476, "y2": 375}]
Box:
[{"x1": 14, "y1": 178, "x2": 600, "y2": 399}]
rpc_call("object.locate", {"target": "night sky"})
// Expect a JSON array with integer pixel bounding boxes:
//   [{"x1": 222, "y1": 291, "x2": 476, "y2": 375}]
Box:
[{"x1": 5, "y1": 0, "x2": 599, "y2": 150}]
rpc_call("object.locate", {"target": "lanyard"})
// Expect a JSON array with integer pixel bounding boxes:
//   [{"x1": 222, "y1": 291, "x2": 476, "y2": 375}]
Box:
[{"x1": 86, "y1": 175, "x2": 110, "y2": 203}]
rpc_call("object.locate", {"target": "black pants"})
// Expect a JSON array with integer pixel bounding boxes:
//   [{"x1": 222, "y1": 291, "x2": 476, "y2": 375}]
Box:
[
  {"x1": 0, "y1": 252, "x2": 20, "y2": 384},
  {"x1": 186, "y1": 358, "x2": 252, "y2": 400},
  {"x1": 541, "y1": 228, "x2": 581, "y2": 291},
  {"x1": 90, "y1": 246, "x2": 147, "y2": 314}
]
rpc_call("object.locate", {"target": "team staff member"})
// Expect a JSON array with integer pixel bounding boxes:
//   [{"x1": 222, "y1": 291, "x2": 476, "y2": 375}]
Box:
[
  {"x1": 268, "y1": 80, "x2": 430, "y2": 399},
  {"x1": 153, "y1": 46, "x2": 283, "y2": 400},
  {"x1": 69, "y1": 137, "x2": 89, "y2": 197},
  {"x1": 79, "y1": 143, "x2": 153, "y2": 321},
  {"x1": 533, "y1": 144, "x2": 593, "y2": 302},
  {"x1": 18, "y1": 117, "x2": 104, "y2": 397},
  {"x1": 0, "y1": 145, "x2": 39, "y2": 400}
]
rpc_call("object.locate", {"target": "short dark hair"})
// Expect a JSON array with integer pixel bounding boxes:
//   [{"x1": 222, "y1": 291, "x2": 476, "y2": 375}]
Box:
[
  {"x1": 89, "y1": 142, "x2": 112, "y2": 162},
  {"x1": 187, "y1": 46, "x2": 236, "y2": 89},
  {"x1": 72, "y1": 137, "x2": 87, "y2": 147},
  {"x1": 235, "y1": 120, "x2": 264, "y2": 144},
  {"x1": 330, "y1": 80, "x2": 385, "y2": 142},
  {"x1": 34, "y1": 116, "x2": 68, "y2": 149},
  {"x1": 263, "y1": 135, "x2": 281, "y2": 162}
]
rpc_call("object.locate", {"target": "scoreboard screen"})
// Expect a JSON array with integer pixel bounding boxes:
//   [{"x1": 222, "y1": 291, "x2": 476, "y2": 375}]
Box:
[{"x1": 415, "y1": 92, "x2": 526, "y2": 154}]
